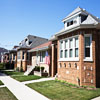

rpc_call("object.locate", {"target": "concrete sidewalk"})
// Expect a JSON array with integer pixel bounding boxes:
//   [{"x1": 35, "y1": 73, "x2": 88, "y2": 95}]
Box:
[
  {"x1": 91, "y1": 97, "x2": 100, "y2": 100},
  {"x1": 0, "y1": 74, "x2": 49, "y2": 100},
  {"x1": 22, "y1": 77, "x2": 55, "y2": 84}
]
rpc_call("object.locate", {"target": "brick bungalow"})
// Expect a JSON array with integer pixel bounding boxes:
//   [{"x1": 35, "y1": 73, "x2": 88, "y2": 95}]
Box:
[
  {"x1": 50, "y1": 7, "x2": 100, "y2": 87},
  {"x1": 28, "y1": 41, "x2": 54, "y2": 76},
  {"x1": 17, "y1": 35, "x2": 48, "y2": 71},
  {"x1": 9, "y1": 46, "x2": 19, "y2": 69}
]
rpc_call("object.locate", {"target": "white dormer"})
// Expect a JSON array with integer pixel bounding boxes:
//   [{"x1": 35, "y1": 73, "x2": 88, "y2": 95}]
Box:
[
  {"x1": 62, "y1": 7, "x2": 88, "y2": 30},
  {"x1": 64, "y1": 15, "x2": 80, "y2": 30}
]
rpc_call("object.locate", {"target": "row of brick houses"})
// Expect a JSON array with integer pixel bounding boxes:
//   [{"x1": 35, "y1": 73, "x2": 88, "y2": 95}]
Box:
[{"x1": 3, "y1": 7, "x2": 100, "y2": 87}]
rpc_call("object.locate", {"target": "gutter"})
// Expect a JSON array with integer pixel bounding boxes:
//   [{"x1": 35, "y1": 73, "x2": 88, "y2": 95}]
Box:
[{"x1": 28, "y1": 46, "x2": 49, "y2": 53}]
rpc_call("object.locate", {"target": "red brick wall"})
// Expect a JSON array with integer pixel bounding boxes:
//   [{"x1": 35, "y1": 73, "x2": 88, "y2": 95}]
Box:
[{"x1": 57, "y1": 29, "x2": 97, "y2": 87}]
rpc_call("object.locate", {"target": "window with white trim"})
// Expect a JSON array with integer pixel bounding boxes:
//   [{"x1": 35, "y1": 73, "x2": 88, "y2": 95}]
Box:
[
  {"x1": 40, "y1": 51, "x2": 45, "y2": 62},
  {"x1": 17, "y1": 51, "x2": 21, "y2": 60},
  {"x1": 84, "y1": 34, "x2": 92, "y2": 60},
  {"x1": 69, "y1": 38, "x2": 73, "y2": 57},
  {"x1": 75, "y1": 37, "x2": 79, "y2": 57},
  {"x1": 65, "y1": 40, "x2": 68, "y2": 58},
  {"x1": 60, "y1": 41, "x2": 63, "y2": 58},
  {"x1": 59, "y1": 36, "x2": 79, "y2": 60}
]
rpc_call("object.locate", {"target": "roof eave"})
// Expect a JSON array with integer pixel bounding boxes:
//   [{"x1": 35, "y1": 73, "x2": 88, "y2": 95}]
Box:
[
  {"x1": 28, "y1": 46, "x2": 50, "y2": 53},
  {"x1": 55, "y1": 24, "x2": 97, "y2": 37}
]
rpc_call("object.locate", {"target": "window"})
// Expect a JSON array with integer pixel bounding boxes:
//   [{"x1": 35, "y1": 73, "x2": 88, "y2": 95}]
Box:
[
  {"x1": 84, "y1": 35, "x2": 92, "y2": 60},
  {"x1": 13, "y1": 54, "x2": 15, "y2": 60},
  {"x1": 75, "y1": 37, "x2": 79, "y2": 57},
  {"x1": 29, "y1": 41, "x2": 32, "y2": 45},
  {"x1": 22, "y1": 51, "x2": 25, "y2": 60},
  {"x1": 17, "y1": 51, "x2": 21, "y2": 60},
  {"x1": 60, "y1": 41, "x2": 63, "y2": 58},
  {"x1": 69, "y1": 39, "x2": 73, "y2": 57},
  {"x1": 27, "y1": 52, "x2": 29, "y2": 60},
  {"x1": 65, "y1": 40, "x2": 68, "y2": 58},
  {"x1": 67, "y1": 22, "x2": 69, "y2": 27},
  {"x1": 40, "y1": 51, "x2": 45, "y2": 62},
  {"x1": 59, "y1": 36, "x2": 79, "y2": 61}
]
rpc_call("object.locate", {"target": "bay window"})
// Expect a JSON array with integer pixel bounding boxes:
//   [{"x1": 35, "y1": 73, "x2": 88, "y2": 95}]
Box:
[{"x1": 59, "y1": 36, "x2": 79, "y2": 61}]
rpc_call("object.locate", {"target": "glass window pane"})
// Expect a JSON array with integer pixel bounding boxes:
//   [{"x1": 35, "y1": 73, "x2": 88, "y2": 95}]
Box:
[
  {"x1": 60, "y1": 41, "x2": 63, "y2": 49},
  {"x1": 75, "y1": 48, "x2": 79, "y2": 57},
  {"x1": 85, "y1": 48, "x2": 90, "y2": 57},
  {"x1": 75, "y1": 37, "x2": 79, "y2": 48},
  {"x1": 65, "y1": 40, "x2": 68, "y2": 49},
  {"x1": 85, "y1": 37, "x2": 90, "y2": 47},
  {"x1": 65, "y1": 50, "x2": 68, "y2": 58},
  {"x1": 69, "y1": 39, "x2": 73, "y2": 48},
  {"x1": 69, "y1": 49, "x2": 73, "y2": 57},
  {"x1": 60, "y1": 50, "x2": 63, "y2": 58}
]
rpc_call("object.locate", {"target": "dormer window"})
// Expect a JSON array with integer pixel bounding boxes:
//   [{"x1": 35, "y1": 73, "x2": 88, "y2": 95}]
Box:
[
  {"x1": 25, "y1": 39, "x2": 28, "y2": 42},
  {"x1": 67, "y1": 21, "x2": 73, "y2": 27},
  {"x1": 29, "y1": 41, "x2": 32, "y2": 45},
  {"x1": 67, "y1": 20, "x2": 75, "y2": 27}
]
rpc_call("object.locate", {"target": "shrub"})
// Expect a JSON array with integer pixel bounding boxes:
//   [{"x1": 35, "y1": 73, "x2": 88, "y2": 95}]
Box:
[
  {"x1": 41, "y1": 67, "x2": 44, "y2": 72},
  {"x1": 16, "y1": 67, "x2": 19, "y2": 72},
  {"x1": 0, "y1": 63, "x2": 5, "y2": 70},
  {"x1": 34, "y1": 66, "x2": 40, "y2": 71}
]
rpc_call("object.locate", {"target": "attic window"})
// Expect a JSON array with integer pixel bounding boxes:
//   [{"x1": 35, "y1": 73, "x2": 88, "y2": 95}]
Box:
[
  {"x1": 25, "y1": 39, "x2": 28, "y2": 42},
  {"x1": 29, "y1": 41, "x2": 32, "y2": 45},
  {"x1": 67, "y1": 21, "x2": 74, "y2": 27}
]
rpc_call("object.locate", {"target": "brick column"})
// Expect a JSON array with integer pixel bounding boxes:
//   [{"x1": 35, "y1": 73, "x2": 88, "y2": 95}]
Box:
[
  {"x1": 79, "y1": 31, "x2": 84, "y2": 86},
  {"x1": 51, "y1": 44, "x2": 54, "y2": 77},
  {"x1": 14, "y1": 55, "x2": 17, "y2": 69}
]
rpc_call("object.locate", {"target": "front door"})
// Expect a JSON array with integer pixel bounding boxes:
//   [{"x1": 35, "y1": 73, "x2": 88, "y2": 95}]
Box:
[{"x1": 32, "y1": 56, "x2": 36, "y2": 67}]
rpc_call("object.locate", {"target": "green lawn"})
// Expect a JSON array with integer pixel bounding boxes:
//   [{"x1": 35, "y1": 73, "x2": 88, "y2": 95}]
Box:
[
  {"x1": 11, "y1": 75, "x2": 42, "y2": 82},
  {"x1": 0, "y1": 87, "x2": 18, "y2": 100},
  {"x1": 0, "y1": 80, "x2": 4, "y2": 85},
  {"x1": 1, "y1": 70, "x2": 24, "y2": 76},
  {"x1": 27, "y1": 80, "x2": 100, "y2": 100}
]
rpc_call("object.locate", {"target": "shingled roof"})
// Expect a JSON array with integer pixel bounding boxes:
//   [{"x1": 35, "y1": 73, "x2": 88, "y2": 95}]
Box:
[
  {"x1": 29, "y1": 41, "x2": 52, "y2": 52},
  {"x1": 18, "y1": 35, "x2": 48, "y2": 50},
  {"x1": 50, "y1": 7, "x2": 100, "y2": 40}
]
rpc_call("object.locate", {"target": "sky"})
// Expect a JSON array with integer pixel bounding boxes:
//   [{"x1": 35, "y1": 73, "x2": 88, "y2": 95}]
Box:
[{"x1": 0, "y1": 0, "x2": 100, "y2": 50}]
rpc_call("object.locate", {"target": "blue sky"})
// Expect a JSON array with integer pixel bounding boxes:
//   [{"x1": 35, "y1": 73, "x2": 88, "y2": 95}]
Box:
[{"x1": 0, "y1": 0, "x2": 100, "y2": 50}]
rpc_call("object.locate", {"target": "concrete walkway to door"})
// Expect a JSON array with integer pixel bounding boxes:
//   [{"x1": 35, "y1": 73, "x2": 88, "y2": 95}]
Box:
[{"x1": 0, "y1": 73, "x2": 49, "y2": 100}]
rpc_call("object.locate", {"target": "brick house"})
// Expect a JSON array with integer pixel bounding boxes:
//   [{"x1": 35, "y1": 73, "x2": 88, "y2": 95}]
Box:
[
  {"x1": 51, "y1": 7, "x2": 100, "y2": 87},
  {"x1": 27, "y1": 41, "x2": 53, "y2": 76},
  {"x1": 9, "y1": 46, "x2": 19, "y2": 69},
  {"x1": 17, "y1": 35, "x2": 48, "y2": 71}
]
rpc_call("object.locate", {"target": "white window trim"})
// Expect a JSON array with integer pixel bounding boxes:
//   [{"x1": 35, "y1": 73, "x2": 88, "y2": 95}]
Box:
[
  {"x1": 17, "y1": 51, "x2": 21, "y2": 60},
  {"x1": 84, "y1": 34, "x2": 93, "y2": 62},
  {"x1": 40, "y1": 51, "x2": 46, "y2": 63},
  {"x1": 59, "y1": 35, "x2": 79, "y2": 61}
]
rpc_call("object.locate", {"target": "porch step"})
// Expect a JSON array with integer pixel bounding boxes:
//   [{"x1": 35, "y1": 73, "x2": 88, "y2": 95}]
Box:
[{"x1": 24, "y1": 65, "x2": 35, "y2": 75}]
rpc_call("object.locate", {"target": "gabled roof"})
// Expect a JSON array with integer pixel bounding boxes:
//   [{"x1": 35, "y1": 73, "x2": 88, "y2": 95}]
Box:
[
  {"x1": 63, "y1": 7, "x2": 83, "y2": 20},
  {"x1": 50, "y1": 7, "x2": 100, "y2": 40},
  {"x1": 81, "y1": 15, "x2": 98, "y2": 25},
  {"x1": 28, "y1": 41, "x2": 52, "y2": 52},
  {"x1": 18, "y1": 35, "x2": 48, "y2": 50}
]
